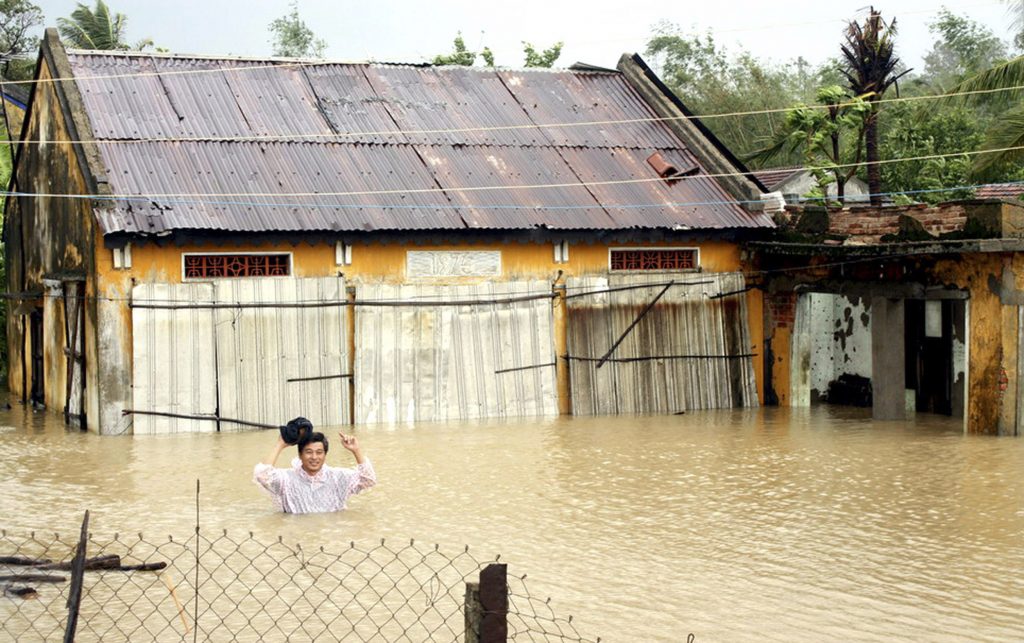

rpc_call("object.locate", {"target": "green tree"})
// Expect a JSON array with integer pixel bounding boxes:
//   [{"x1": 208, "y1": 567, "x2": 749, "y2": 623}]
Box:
[
  {"x1": 929, "y1": 3, "x2": 1024, "y2": 175},
  {"x1": 432, "y1": 33, "x2": 493, "y2": 66},
  {"x1": 432, "y1": 35, "x2": 564, "y2": 68},
  {"x1": 879, "y1": 103, "x2": 991, "y2": 203},
  {"x1": 0, "y1": 0, "x2": 43, "y2": 80},
  {"x1": 645, "y1": 23, "x2": 832, "y2": 164},
  {"x1": 57, "y1": 0, "x2": 153, "y2": 50},
  {"x1": 839, "y1": 7, "x2": 910, "y2": 205},
  {"x1": 269, "y1": 1, "x2": 326, "y2": 58},
  {"x1": 922, "y1": 8, "x2": 1007, "y2": 89},
  {"x1": 522, "y1": 41, "x2": 562, "y2": 68},
  {"x1": 748, "y1": 86, "x2": 870, "y2": 204}
]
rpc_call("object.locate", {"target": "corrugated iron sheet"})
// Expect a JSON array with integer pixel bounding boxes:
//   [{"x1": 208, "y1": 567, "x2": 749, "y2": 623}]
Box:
[
  {"x1": 354, "y1": 281, "x2": 558, "y2": 423},
  {"x1": 131, "y1": 277, "x2": 350, "y2": 434},
  {"x1": 565, "y1": 272, "x2": 759, "y2": 415},
  {"x1": 66, "y1": 52, "x2": 772, "y2": 234},
  {"x1": 131, "y1": 281, "x2": 218, "y2": 434}
]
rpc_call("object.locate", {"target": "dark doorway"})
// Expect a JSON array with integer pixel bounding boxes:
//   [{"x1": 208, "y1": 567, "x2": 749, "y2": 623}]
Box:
[
  {"x1": 905, "y1": 299, "x2": 953, "y2": 415},
  {"x1": 29, "y1": 309, "x2": 44, "y2": 407}
]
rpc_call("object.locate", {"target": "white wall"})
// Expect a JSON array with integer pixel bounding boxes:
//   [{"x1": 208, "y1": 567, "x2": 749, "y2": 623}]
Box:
[
  {"x1": 808, "y1": 293, "x2": 873, "y2": 400},
  {"x1": 777, "y1": 173, "x2": 871, "y2": 203}
]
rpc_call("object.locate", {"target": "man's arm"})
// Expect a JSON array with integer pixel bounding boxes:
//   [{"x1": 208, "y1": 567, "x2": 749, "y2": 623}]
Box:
[
  {"x1": 340, "y1": 433, "x2": 365, "y2": 464},
  {"x1": 339, "y1": 432, "x2": 376, "y2": 495},
  {"x1": 262, "y1": 436, "x2": 289, "y2": 466},
  {"x1": 254, "y1": 436, "x2": 289, "y2": 496}
]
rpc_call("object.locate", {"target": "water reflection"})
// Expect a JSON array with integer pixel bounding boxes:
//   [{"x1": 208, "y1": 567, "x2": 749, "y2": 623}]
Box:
[{"x1": 0, "y1": 399, "x2": 1021, "y2": 641}]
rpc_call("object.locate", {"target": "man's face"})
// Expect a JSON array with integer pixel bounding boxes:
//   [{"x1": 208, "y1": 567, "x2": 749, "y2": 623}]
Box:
[{"x1": 300, "y1": 441, "x2": 326, "y2": 475}]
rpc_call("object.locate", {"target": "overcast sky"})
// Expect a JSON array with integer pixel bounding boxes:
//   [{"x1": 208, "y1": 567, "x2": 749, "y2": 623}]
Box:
[{"x1": 30, "y1": 0, "x2": 1020, "y2": 71}]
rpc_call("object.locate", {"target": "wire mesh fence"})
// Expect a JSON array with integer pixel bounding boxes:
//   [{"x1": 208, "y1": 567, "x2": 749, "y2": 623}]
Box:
[{"x1": 0, "y1": 519, "x2": 599, "y2": 642}]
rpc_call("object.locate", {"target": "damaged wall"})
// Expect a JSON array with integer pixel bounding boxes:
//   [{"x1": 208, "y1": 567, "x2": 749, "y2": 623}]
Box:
[
  {"x1": 5, "y1": 55, "x2": 97, "y2": 418},
  {"x1": 808, "y1": 293, "x2": 872, "y2": 403}
]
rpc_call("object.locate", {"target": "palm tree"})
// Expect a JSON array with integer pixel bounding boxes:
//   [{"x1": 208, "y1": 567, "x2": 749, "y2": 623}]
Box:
[
  {"x1": 942, "y1": 2, "x2": 1024, "y2": 176},
  {"x1": 56, "y1": 0, "x2": 152, "y2": 51},
  {"x1": 839, "y1": 7, "x2": 910, "y2": 205}
]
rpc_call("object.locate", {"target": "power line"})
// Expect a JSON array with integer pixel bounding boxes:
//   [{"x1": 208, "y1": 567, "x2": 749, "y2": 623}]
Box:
[
  {"x1": 2, "y1": 144, "x2": 1021, "y2": 201},
  {"x1": 1, "y1": 81, "x2": 1021, "y2": 148},
  {"x1": 0, "y1": 175, "x2": 1014, "y2": 212}
]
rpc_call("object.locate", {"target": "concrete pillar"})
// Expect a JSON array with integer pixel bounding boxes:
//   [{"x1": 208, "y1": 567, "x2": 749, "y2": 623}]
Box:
[
  {"x1": 871, "y1": 297, "x2": 906, "y2": 420},
  {"x1": 790, "y1": 293, "x2": 811, "y2": 407}
]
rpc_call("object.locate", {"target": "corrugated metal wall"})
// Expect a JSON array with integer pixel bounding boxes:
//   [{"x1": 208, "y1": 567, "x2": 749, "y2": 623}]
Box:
[
  {"x1": 131, "y1": 277, "x2": 349, "y2": 434},
  {"x1": 354, "y1": 281, "x2": 558, "y2": 423},
  {"x1": 565, "y1": 273, "x2": 758, "y2": 415},
  {"x1": 131, "y1": 282, "x2": 218, "y2": 434},
  {"x1": 214, "y1": 278, "x2": 349, "y2": 431}
]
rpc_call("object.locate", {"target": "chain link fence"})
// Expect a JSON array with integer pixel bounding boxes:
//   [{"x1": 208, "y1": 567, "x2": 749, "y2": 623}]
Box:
[{"x1": 0, "y1": 516, "x2": 599, "y2": 642}]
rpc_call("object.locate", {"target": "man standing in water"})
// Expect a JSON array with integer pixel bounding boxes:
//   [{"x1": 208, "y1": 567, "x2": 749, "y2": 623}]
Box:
[{"x1": 253, "y1": 418, "x2": 376, "y2": 514}]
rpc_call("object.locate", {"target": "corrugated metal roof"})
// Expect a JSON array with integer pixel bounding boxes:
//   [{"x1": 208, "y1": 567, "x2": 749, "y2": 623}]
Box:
[
  {"x1": 975, "y1": 183, "x2": 1024, "y2": 199},
  {"x1": 750, "y1": 166, "x2": 801, "y2": 190},
  {"x1": 66, "y1": 52, "x2": 773, "y2": 235}
]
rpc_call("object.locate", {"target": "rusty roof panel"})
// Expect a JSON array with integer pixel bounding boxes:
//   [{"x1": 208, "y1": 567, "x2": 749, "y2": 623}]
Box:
[
  {"x1": 64, "y1": 52, "x2": 772, "y2": 235},
  {"x1": 415, "y1": 145, "x2": 612, "y2": 229},
  {"x1": 556, "y1": 147, "x2": 774, "y2": 229},
  {"x1": 299, "y1": 64, "x2": 406, "y2": 144},
  {"x1": 362, "y1": 65, "x2": 540, "y2": 146},
  {"x1": 497, "y1": 69, "x2": 681, "y2": 149},
  {"x1": 96, "y1": 141, "x2": 465, "y2": 232}
]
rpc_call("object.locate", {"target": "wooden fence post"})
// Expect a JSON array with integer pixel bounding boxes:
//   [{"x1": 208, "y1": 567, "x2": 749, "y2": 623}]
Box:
[
  {"x1": 64, "y1": 510, "x2": 89, "y2": 643},
  {"x1": 479, "y1": 563, "x2": 508, "y2": 643},
  {"x1": 465, "y1": 563, "x2": 508, "y2": 643}
]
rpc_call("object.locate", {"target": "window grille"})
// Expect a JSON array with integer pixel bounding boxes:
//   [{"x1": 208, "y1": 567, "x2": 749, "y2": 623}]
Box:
[
  {"x1": 183, "y1": 254, "x2": 291, "y2": 279},
  {"x1": 610, "y1": 248, "x2": 698, "y2": 271}
]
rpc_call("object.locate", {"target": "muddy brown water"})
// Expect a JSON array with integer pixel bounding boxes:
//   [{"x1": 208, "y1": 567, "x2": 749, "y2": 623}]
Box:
[{"x1": 1, "y1": 399, "x2": 1022, "y2": 642}]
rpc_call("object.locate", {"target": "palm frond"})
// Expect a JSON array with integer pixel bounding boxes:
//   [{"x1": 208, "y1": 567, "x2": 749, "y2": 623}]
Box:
[
  {"x1": 940, "y1": 55, "x2": 1024, "y2": 108},
  {"x1": 971, "y1": 105, "x2": 1024, "y2": 175}
]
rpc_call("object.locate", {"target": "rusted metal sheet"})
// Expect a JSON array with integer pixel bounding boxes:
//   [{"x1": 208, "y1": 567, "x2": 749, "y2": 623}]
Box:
[
  {"x1": 354, "y1": 281, "x2": 558, "y2": 423},
  {"x1": 363, "y1": 65, "x2": 540, "y2": 147},
  {"x1": 557, "y1": 147, "x2": 773, "y2": 229},
  {"x1": 66, "y1": 52, "x2": 770, "y2": 235},
  {"x1": 497, "y1": 69, "x2": 681, "y2": 149},
  {"x1": 131, "y1": 277, "x2": 350, "y2": 433},
  {"x1": 95, "y1": 141, "x2": 464, "y2": 233},
  {"x1": 214, "y1": 277, "x2": 350, "y2": 430},
  {"x1": 565, "y1": 272, "x2": 759, "y2": 415}
]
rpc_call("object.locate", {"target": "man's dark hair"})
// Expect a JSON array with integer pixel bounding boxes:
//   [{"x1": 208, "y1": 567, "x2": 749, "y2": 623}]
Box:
[{"x1": 298, "y1": 432, "x2": 329, "y2": 454}]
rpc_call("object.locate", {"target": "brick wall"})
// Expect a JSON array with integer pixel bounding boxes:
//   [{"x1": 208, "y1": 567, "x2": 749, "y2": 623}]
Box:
[
  {"x1": 766, "y1": 291, "x2": 796, "y2": 329},
  {"x1": 786, "y1": 203, "x2": 970, "y2": 243}
]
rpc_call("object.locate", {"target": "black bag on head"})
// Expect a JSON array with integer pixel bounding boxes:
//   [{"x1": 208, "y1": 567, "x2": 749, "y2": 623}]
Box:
[{"x1": 280, "y1": 417, "x2": 314, "y2": 445}]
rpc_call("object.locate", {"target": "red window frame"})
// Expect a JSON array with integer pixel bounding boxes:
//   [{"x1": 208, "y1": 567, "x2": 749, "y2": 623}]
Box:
[
  {"x1": 183, "y1": 253, "x2": 291, "y2": 279},
  {"x1": 609, "y1": 248, "x2": 698, "y2": 271}
]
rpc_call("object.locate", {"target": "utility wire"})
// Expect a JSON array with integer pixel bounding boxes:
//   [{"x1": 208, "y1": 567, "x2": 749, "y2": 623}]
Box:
[
  {"x1": 1, "y1": 81, "x2": 1022, "y2": 147},
  {"x1": 0, "y1": 175, "x2": 1013, "y2": 212},
  {"x1": 1, "y1": 144, "x2": 1021, "y2": 201}
]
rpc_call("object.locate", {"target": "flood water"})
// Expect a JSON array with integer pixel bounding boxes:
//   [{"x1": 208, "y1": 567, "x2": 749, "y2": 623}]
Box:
[{"x1": 1, "y1": 398, "x2": 1022, "y2": 642}]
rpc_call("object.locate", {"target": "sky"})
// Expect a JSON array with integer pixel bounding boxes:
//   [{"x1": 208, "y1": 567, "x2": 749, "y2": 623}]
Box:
[{"x1": 28, "y1": 0, "x2": 1021, "y2": 71}]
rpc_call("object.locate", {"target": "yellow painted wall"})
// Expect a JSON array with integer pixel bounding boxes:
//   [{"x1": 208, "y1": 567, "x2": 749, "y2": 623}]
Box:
[
  {"x1": 100, "y1": 238, "x2": 745, "y2": 286},
  {"x1": 931, "y1": 253, "x2": 1008, "y2": 434},
  {"x1": 96, "y1": 235, "x2": 767, "y2": 417}
]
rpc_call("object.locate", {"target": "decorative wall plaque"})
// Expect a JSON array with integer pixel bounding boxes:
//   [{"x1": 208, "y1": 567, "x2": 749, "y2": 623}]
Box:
[{"x1": 406, "y1": 251, "x2": 501, "y2": 278}]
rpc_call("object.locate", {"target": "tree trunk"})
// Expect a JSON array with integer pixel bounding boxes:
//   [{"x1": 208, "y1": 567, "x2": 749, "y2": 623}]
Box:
[{"x1": 865, "y1": 101, "x2": 881, "y2": 206}]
